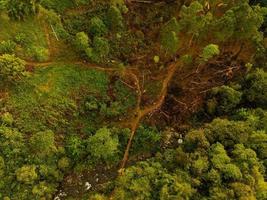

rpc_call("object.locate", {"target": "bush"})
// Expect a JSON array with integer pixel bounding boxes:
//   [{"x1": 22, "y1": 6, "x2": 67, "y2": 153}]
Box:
[
  {"x1": 160, "y1": 18, "x2": 180, "y2": 54},
  {"x1": 207, "y1": 86, "x2": 242, "y2": 115},
  {"x1": 75, "y1": 32, "x2": 90, "y2": 51},
  {"x1": 0, "y1": 40, "x2": 16, "y2": 54},
  {"x1": 1, "y1": 112, "x2": 13, "y2": 126},
  {"x1": 32, "y1": 47, "x2": 49, "y2": 62},
  {"x1": 0, "y1": 54, "x2": 27, "y2": 83},
  {"x1": 88, "y1": 17, "x2": 108, "y2": 37},
  {"x1": 200, "y1": 44, "x2": 220, "y2": 62},
  {"x1": 106, "y1": 6, "x2": 124, "y2": 31},
  {"x1": 16, "y1": 165, "x2": 38, "y2": 184},
  {"x1": 243, "y1": 68, "x2": 267, "y2": 108},
  {"x1": 7, "y1": 0, "x2": 39, "y2": 21}
]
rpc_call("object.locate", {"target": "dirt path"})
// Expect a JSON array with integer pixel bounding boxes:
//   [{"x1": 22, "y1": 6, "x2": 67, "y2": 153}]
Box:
[{"x1": 120, "y1": 61, "x2": 181, "y2": 170}]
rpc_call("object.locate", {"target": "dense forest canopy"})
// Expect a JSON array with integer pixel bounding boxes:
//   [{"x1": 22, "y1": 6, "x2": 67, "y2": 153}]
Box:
[{"x1": 0, "y1": 0, "x2": 266, "y2": 199}]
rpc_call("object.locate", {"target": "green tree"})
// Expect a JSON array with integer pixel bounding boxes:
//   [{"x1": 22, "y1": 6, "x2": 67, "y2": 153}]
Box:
[
  {"x1": 243, "y1": 68, "x2": 267, "y2": 108},
  {"x1": 87, "y1": 127, "x2": 119, "y2": 163},
  {"x1": 207, "y1": 85, "x2": 242, "y2": 115},
  {"x1": 106, "y1": 6, "x2": 124, "y2": 31},
  {"x1": 29, "y1": 130, "x2": 57, "y2": 158},
  {"x1": 204, "y1": 119, "x2": 251, "y2": 148},
  {"x1": 160, "y1": 18, "x2": 180, "y2": 54},
  {"x1": 200, "y1": 44, "x2": 220, "y2": 62}
]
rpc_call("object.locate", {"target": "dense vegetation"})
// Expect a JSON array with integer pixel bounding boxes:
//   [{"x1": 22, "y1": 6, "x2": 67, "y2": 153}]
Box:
[{"x1": 0, "y1": 0, "x2": 266, "y2": 199}]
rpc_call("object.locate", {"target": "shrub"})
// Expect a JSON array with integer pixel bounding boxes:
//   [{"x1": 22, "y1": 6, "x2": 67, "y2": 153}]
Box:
[
  {"x1": 0, "y1": 54, "x2": 27, "y2": 83},
  {"x1": 75, "y1": 32, "x2": 90, "y2": 51},
  {"x1": 200, "y1": 44, "x2": 220, "y2": 62},
  {"x1": 207, "y1": 86, "x2": 242, "y2": 115},
  {"x1": 243, "y1": 68, "x2": 267, "y2": 108},
  {"x1": 88, "y1": 17, "x2": 108, "y2": 37},
  {"x1": 0, "y1": 40, "x2": 16, "y2": 54},
  {"x1": 32, "y1": 47, "x2": 49, "y2": 62},
  {"x1": 106, "y1": 6, "x2": 124, "y2": 31}
]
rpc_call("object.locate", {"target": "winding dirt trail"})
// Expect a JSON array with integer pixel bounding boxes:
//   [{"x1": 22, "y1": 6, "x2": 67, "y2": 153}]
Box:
[{"x1": 120, "y1": 61, "x2": 181, "y2": 170}]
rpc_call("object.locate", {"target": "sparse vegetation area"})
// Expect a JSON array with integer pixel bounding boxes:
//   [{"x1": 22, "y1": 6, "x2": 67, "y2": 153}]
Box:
[{"x1": 0, "y1": 0, "x2": 267, "y2": 199}]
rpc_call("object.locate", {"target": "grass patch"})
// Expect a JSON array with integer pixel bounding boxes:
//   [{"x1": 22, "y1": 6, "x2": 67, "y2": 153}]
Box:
[
  {"x1": 3, "y1": 64, "x2": 137, "y2": 134},
  {"x1": 4, "y1": 64, "x2": 109, "y2": 133},
  {"x1": 0, "y1": 13, "x2": 48, "y2": 60}
]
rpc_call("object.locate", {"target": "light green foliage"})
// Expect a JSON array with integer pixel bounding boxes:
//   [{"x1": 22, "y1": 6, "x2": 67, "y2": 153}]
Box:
[
  {"x1": 200, "y1": 44, "x2": 220, "y2": 62},
  {"x1": 153, "y1": 55, "x2": 160, "y2": 63},
  {"x1": 160, "y1": 18, "x2": 180, "y2": 54},
  {"x1": 184, "y1": 130, "x2": 210, "y2": 152},
  {"x1": 58, "y1": 157, "x2": 70, "y2": 170},
  {"x1": 87, "y1": 127, "x2": 119, "y2": 163},
  {"x1": 89, "y1": 17, "x2": 108, "y2": 37},
  {"x1": 5, "y1": 65, "x2": 109, "y2": 132},
  {"x1": 16, "y1": 165, "x2": 38, "y2": 184},
  {"x1": 0, "y1": 40, "x2": 16, "y2": 54},
  {"x1": 210, "y1": 143, "x2": 231, "y2": 169},
  {"x1": 0, "y1": 54, "x2": 27, "y2": 83},
  {"x1": 111, "y1": 0, "x2": 128, "y2": 14},
  {"x1": 30, "y1": 130, "x2": 57, "y2": 158},
  {"x1": 32, "y1": 181, "x2": 55, "y2": 199},
  {"x1": 0, "y1": 15, "x2": 48, "y2": 61},
  {"x1": 75, "y1": 31, "x2": 90, "y2": 51},
  {"x1": 0, "y1": 112, "x2": 13, "y2": 126},
  {"x1": 0, "y1": 126, "x2": 25, "y2": 160},
  {"x1": 32, "y1": 47, "x2": 49, "y2": 62},
  {"x1": 222, "y1": 164, "x2": 242, "y2": 181},
  {"x1": 113, "y1": 161, "x2": 195, "y2": 199}
]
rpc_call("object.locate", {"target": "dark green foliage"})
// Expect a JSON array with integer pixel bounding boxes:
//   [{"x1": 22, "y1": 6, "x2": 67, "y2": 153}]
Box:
[
  {"x1": 86, "y1": 36, "x2": 110, "y2": 63},
  {"x1": 243, "y1": 68, "x2": 267, "y2": 108},
  {"x1": 207, "y1": 85, "x2": 242, "y2": 115},
  {"x1": 7, "y1": 0, "x2": 39, "y2": 21},
  {"x1": 204, "y1": 118, "x2": 251, "y2": 148},
  {"x1": 161, "y1": 31, "x2": 179, "y2": 55},
  {"x1": 132, "y1": 126, "x2": 161, "y2": 154},
  {"x1": 106, "y1": 5, "x2": 124, "y2": 31},
  {"x1": 65, "y1": 134, "x2": 86, "y2": 161},
  {"x1": 88, "y1": 17, "x2": 108, "y2": 37},
  {"x1": 0, "y1": 0, "x2": 267, "y2": 199}
]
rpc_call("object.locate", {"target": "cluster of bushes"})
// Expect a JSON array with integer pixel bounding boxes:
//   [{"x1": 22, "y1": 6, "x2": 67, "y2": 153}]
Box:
[
  {"x1": 0, "y1": 110, "x2": 132, "y2": 199},
  {"x1": 205, "y1": 68, "x2": 267, "y2": 116},
  {"x1": 0, "y1": 36, "x2": 49, "y2": 62},
  {"x1": 73, "y1": 5, "x2": 125, "y2": 64}
]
